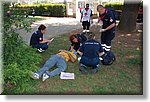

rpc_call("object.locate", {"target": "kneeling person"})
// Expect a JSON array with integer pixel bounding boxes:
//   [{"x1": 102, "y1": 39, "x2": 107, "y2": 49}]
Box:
[
  {"x1": 29, "y1": 50, "x2": 77, "y2": 81},
  {"x1": 30, "y1": 24, "x2": 53, "y2": 52},
  {"x1": 77, "y1": 32, "x2": 104, "y2": 74}
]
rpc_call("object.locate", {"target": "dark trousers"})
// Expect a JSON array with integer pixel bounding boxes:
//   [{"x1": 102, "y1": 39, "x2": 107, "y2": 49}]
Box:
[
  {"x1": 101, "y1": 29, "x2": 115, "y2": 52},
  {"x1": 80, "y1": 56, "x2": 100, "y2": 68},
  {"x1": 32, "y1": 43, "x2": 48, "y2": 50},
  {"x1": 82, "y1": 21, "x2": 90, "y2": 30}
]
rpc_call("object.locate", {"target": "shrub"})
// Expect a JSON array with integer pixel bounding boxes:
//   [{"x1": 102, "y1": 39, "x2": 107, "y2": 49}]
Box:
[
  {"x1": 3, "y1": 3, "x2": 41, "y2": 93},
  {"x1": 104, "y1": 2, "x2": 124, "y2": 10},
  {"x1": 15, "y1": 3, "x2": 66, "y2": 17}
]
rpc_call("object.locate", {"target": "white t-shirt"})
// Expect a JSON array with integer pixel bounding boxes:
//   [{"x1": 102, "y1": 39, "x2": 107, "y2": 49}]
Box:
[{"x1": 81, "y1": 8, "x2": 92, "y2": 22}]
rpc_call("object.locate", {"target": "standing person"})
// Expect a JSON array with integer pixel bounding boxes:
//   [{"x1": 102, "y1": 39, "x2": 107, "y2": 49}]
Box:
[
  {"x1": 77, "y1": 32, "x2": 104, "y2": 74},
  {"x1": 97, "y1": 5, "x2": 116, "y2": 52},
  {"x1": 29, "y1": 50, "x2": 77, "y2": 81},
  {"x1": 80, "y1": 4, "x2": 93, "y2": 33},
  {"x1": 31, "y1": 8, "x2": 35, "y2": 17},
  {"x1": 30, "y1": 24, "x2": 53, "y2": 52}
]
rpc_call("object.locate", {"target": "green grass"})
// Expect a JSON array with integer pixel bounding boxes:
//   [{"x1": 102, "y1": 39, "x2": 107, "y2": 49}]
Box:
[
  {"x1": 3, "y1": 32, "x2": 142, "y2": 95},
  {"x1": 37, "y1": 33, "x2": 142, "y2": 95}
]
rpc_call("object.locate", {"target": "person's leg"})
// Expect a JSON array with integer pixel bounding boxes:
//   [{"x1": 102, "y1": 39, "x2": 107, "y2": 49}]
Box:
[
  {"x1": 80, "y1": 56, "x2": 89, "y2": 74},
  {"x1": 36, "y1": 55, "x2": 58, "y2": 77},
  {"x1": 79, "y1": 63, "x2": 88, "y2": 74},
  {"x1": 105, "y1": 30, "x2": 115, "y2": 52},
  {"x1": 101, "y1": 32, "x2": 107, "y2": 50},
  {"x1": 41, "y1": 43, "x2": 48, "y2": 50},
  {"x1": 86, "y1": 21, "x2": 90, "y2": 31},
  {"x1": 88, "y1": 57, "x2": 100, "y2": 74},
  {"x1": 90, "y1": 65, "x2": 100, "y2": 74},
  {"x1": 82, "y1": 21, "x2": 86, "y2": 32},
  {"x1": 45, "y1": 55, "x2": 67, "y2": 77}
]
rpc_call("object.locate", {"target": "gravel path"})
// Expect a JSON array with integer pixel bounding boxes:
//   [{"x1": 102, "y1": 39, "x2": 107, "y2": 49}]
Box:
[{"x1": 17, "y1": 17, "x2": 82, "y2": 44}]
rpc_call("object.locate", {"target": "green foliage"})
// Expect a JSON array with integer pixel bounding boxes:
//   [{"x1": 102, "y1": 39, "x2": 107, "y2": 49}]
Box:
[
  {"x1": 104, "y1": 2, "x2": 124, "y2": 10},
  {"x1": 15, "y1": 3, "x2": 66, "y2": 17},
  {"x1": 3, "y1": 3, "x2": 41, "y2": 93}
]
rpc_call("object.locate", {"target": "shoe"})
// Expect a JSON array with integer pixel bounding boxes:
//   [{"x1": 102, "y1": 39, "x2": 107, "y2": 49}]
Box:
[
  {"x1": 29, "y1": 71, "x2": 39, "y2": 80},
  {"x1": 37, "y1": 48, "x2": 43, "y2": 53},
  {"x1": 79, "y1": 66, "x2": 88, "y2": 74},
  {"x1": 89, "y1": 68, "x2": 98, "y2": 74},
  {"x1": 83, "y1": 30, "x2": 86, "y2": 32},
  {"x1": 42, "y1": 73, "x2": 49, "y2": 81},
  {"x1": 86, "y1": 30, "x2": 90, "y2": 32}
]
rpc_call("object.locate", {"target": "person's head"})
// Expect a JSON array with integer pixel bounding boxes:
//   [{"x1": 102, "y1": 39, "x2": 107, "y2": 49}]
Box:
[
  {"x1": 38, "y1": 24, "x2": 47, "y2": 34},
  {"x1": 69, "y1": 34, "x2": 78, "y2": 43},
  {"x1": 86, "y1": 4, "x2": 89, "y2": 9},
  {"x1": 87, "y1": 32, "x2": 95, "y2": 40},
  {"x1": 97, "y1": 5, "x2": 105, "y2": 14}
]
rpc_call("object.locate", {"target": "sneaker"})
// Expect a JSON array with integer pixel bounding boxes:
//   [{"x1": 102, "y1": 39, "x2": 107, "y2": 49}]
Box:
[
  {"x1": 37, "y1": 48, "x2": 43, "y2": 53},
  {"x1": 79, "y1": 66, "x2": 88, "y2": 74},
  {"x1": 83, "y1": 30, "x2": 86, "y2": 33},
  {"x1": 42, "y1": 73, "x2": 49, "y2": 81},
  {"x1": 29, "y1": 71, "x2": 39, "y2": 80},
  {"x1": 90, "y1": 68, "x2": 98, "y2": 74},
  {"x1": 86, "y1": 30, "x2": 90, "y2": 32}
]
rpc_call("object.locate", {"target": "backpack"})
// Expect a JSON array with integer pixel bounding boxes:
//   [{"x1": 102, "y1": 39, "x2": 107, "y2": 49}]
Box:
[{"x1": 101, "y1": 51, "x2": 116, "y2": 65}]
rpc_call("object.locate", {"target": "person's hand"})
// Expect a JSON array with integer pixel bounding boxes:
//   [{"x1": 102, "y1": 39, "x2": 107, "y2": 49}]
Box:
[
  {"x1": 80, "y1": 19, "x2": 82, "y2": 23},
  {"x1": 99, "y1": 29, "x2": 106, "y2": 33},
  {"x1": 59, "y1": 50, "x2": 65, "y2": 52}
]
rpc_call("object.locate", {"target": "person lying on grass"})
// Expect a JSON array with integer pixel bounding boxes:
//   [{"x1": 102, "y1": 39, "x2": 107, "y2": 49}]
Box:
[{"x1": 29, "y1": 50, "x2": 77, "y2": 81}]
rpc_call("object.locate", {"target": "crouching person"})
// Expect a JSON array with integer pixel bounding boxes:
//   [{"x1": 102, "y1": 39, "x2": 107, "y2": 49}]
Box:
[
  {"x1": 29, "y1": 50, "x2": 77, "y2": 81},
  {"x1": 77, "y1": 32, "x2": 104, "y2": 74},
  {"x1": 30, "y1": 24, "x2": 53, "y2": 53}
]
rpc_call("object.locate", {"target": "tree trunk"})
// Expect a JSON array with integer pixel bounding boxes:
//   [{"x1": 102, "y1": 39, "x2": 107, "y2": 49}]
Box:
[{"x1": 117, "y1": 0, "x2": 141, "y2": 32}]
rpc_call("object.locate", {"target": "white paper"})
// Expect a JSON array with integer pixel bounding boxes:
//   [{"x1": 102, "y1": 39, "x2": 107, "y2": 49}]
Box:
[{"x1": 60, "y1": 72, "x2": 75, "y2": 79}]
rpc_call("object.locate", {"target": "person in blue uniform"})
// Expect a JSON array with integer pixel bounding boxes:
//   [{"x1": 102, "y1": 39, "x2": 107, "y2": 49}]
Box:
[
  {"x1": 30, "y1": 24, "x2": 52, "y2": 52},
  {"x1": 77, "y1": 32, "x2": 104, "y2": 74},
  {"x1": 97, "y1": 5, "x2": 116, "y2": 52}
]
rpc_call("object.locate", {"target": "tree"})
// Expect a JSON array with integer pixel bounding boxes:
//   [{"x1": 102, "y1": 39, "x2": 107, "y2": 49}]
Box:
[{"x1": 117, "y1": 0, "x2": 142, "y2": 32}]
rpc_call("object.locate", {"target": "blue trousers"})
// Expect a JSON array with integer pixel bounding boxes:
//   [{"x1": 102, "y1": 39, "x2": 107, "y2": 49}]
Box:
[
  {"x1": 80, "y1": 56, "x2": 100, "y2": 68},
  {"x1": 37, "y1": 55, "x2": 67, "y2": 77},
  {"x1": 32, "y1": 43, "x2": 48, "y2": 50}
]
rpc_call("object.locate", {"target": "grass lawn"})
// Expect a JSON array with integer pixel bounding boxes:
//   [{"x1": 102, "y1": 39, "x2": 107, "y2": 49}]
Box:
[
  {"x1": 36, "y1": 28, "x2": 143, "y2": 95},
  {"x1": 2, "y1": 25, "x2": 142, "y2": 95}
]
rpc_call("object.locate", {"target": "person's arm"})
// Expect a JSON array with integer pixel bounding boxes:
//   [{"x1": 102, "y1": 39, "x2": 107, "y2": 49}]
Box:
[
  {"x1": 80, "y1": 14, "x2": 83, "y2": 22},
  {"x1": 99, "y1": 51, "x2": 105, "y2": 57},
  {"x1": 59, "y1": 50, "x2": 76, "y2": 62},
  {"x1": 77, "y1": 50, "x2": 83, "y2": 56},
  {"x1": 68, "y1": 52, "x2": 76, "y2": 62},
  {"x1": 70, "y1": 46, "x2": 74, "y2": 51},
  {"x1": 101, "y1": 23, "x2": 115, "y2": 32},
  {"x1": 40, "y1": 38, "x2": 53, "y2": 44}
]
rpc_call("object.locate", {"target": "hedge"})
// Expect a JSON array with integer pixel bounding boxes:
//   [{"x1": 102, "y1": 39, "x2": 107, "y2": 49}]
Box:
[
  {"x1": 15, "y1": 4, "x2": 66, "y2": 17},
  {"x1": 104, "y1": 2, "x2": 124, "y2": 10}
]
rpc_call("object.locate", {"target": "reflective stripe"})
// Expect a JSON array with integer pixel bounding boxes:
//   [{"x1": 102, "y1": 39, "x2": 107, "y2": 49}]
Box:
[
  {"x1": 105, "y1": 45, "x2": 111, "y2": 49},
  {"x1": 105, "y1": 48, "x2": 111, "y2": 51},
  {"x1": 101, "y1": 44, "x2": 106, "y2": 47},
  {"x1": 102, "y1": 47, "x2": 105, "y2": 49}
]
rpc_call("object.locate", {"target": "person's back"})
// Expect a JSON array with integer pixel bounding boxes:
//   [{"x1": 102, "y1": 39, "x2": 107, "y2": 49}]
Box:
[
  {"x1": 30, "y1": 31, "x2": 43, "y2": 46},
  {"x1": 78, "y1": 32, "x2": 104, "y2": 74},
  {"x1": 81, "y1": 39, "x2": 101, "y2": 59}
]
